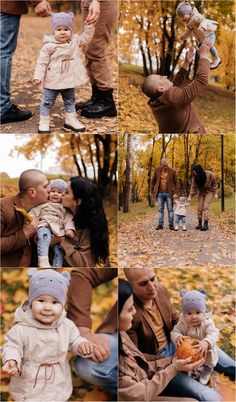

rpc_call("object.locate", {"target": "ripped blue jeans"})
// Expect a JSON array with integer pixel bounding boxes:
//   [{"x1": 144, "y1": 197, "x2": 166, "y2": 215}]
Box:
[{"x1": 40, "y1": 88, "x2": 75, "y2": 116}]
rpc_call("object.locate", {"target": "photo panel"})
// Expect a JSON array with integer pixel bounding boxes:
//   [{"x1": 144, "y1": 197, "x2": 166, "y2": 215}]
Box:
[
  {"x1": 118, "y1": 133, "x2": 235, "y2": 268},
  {"x1": 0, "y1": 133, "x2": 118, "y2": 268},
  {"x1": 118, "y1": 267, "x2": 235, "y2": 402}
]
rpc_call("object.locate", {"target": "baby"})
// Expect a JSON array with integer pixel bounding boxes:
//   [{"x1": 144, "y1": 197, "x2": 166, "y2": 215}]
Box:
[
  {"x1": 176, "y1": 0, "x2": 221, "y2": 70},
  {"x1": 30, "y1": 179, "x2": 75, "y2": 268},
  {"x1": 171, "y1": 289, "x2": 219, "y2": 385},
  {"x1": 173, "y1": 195, "x2": 189, "y2": 231},
  {"x1": 34, "y1": 12, "x2": 95, "y2": 133},
  {"x1": 1, "y1": 269, "x2": 96, "y2": 402}
]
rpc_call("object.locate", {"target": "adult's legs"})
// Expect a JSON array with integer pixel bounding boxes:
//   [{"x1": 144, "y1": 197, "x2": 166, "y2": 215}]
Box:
[
  {"x1": 215, "y1": 346, "x2": 236, "y2": 380},
  {"x1": 74, "y1": 333, "x2": 118, "y2": 398},
  {"x1": 157, "y1": 193, "x2": 165, "y2": 227},
  {"x1": 165, "y1": 193, "x2": 174, "y2": 227}
]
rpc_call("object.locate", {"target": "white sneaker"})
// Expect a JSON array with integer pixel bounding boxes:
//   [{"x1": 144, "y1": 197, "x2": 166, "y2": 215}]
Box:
[
  {"x1": 210, "y1": 57, "x2": 222, "y2": 70},
  {"x1": 64, "y1": 112, "x2": 86, "y2": 132},
  {"x1": 38, "y1": 115, "x2": 50, "y2": 133},
  {"x1": 182, "y1": 223, "x2": 187, "y2": 231},
  {"x1": 174, "y1": 224, "x2": 179, "y2": 231},
  {"x1": 38, "y1": 256, "x2": 51, "y2": 268},
  {"x1": 199, "y1": 371, "x2": 211, "y2": 385}
]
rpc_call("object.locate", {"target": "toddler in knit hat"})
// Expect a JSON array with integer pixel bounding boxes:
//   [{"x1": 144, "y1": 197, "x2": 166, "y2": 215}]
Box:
[
  {"x1": 1, "y1": 269, "x2": 96, "y2": 402},
  {"x1": 30, "y1": 179, "x2": 75, "y2": 268},
  {"x1": 176, "y1": 1, "x2": 221, "y2": 70},
  {"x1": 33, "y1": 11, "x2": 95, "y2": 133},
  {"x1": 171, "y1": 289, "x2": 219, "y2": 385}
]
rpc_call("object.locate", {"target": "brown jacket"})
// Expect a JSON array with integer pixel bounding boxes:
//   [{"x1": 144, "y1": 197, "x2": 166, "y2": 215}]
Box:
[
  {"x1": 151, "y1": 166, "x2": 180, "y2": 199},
  {"x1": 60, "y1": 229, "x2": 95, "y2": 268},
  {"x1": 0, "y1": 195, "x2": 31, "y2": 267},
  {"x1": 119, "y1": 331, "x2": 177, "y2": 401},
  {"x1": 149, "y1": 58, "x2": 210, "y2": 133},
  {"x1": 189, "y1": 170, "x2": 218, "y2": 197},
  {"x1": 67, "y1": 268, "x2": 117, "y2": 334},
  {"x1": 0, "y1": 1, "x2": 41, "y2": 15},
  {"x1": 127, "y1": 285, "x2": 179, "y2": 355}
]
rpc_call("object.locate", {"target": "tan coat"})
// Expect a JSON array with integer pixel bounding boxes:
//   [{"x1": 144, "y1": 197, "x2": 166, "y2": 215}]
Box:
[
  {"x1": 149, "y1": 59, "x2": 210, "y2": 133},
  {"x1": 0, "y1": 194, "x2": 32, "y2": 267},
  {"x1": 30, "y1": 201, "x2": 75, "y2": 237},
  {"x1": 119, "y1": 331, "x2": 178, "y2": 401},
  {"x1": 189, "y1": 170, "x2": 218, "y2": 197},
  {"x1": 33, "y1": 25, "x2": 94, "y2": 90},
  {"x1": 2, "y1": 301, "x2": 89, "y2": 402},
  {"x1": 182, "y1": 7, "x2": 218, "y2": 44},
  {"x1": 171, "y1": 312, "x2": 219, "y2": 367},
  {"x1": 0, "y1": 1, "x2": 41, "y2": 15}
]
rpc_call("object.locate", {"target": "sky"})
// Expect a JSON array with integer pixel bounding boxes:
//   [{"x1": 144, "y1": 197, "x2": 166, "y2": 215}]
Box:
[{"x1": 0, "y1": 135, "x2": 59, "y2": 178}]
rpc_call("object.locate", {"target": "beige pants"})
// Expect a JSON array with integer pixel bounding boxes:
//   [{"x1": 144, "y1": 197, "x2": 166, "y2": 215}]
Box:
[
  {"x1": 197, "y1": 192, "x2": 214, "y2": 220},
  {"x1": 82, "y1": 0, "x2": 117, "y2": 89}
]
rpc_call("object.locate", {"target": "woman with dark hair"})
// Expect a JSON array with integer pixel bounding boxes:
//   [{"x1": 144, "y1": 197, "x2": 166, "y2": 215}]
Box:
[
  {"x1": 188, "y1": 165, "x2": 218, "y2": 231},
  {"x1": 118, "y1": 278, "x2": 202, "y2": 402},
  {"x1": 61, "y1": 176, "x2": 109, "y2": 267}
]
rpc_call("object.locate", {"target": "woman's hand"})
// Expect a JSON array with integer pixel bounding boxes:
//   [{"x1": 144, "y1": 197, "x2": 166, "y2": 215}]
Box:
[
  {"x1": 173, "y1": 356, "x2": 206, "y2": 372},
  {"x1": 84, "y1": 0, "x2": 100, "y2": 25}
]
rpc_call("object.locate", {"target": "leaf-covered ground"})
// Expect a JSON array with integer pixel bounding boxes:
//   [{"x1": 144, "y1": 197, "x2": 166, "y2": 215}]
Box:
[
  {"x1": 0, "y1": 16, "x2": 117, "y2": 135},
  {"x1": 118, "y1": 200, "x2": 235, "y2": 268},
  {"x1": 0, "y1": 268, "x2": 117, "y2": 402},
  {"x1": 118, "y1": 64, "x2": 235, "y2": 134}
]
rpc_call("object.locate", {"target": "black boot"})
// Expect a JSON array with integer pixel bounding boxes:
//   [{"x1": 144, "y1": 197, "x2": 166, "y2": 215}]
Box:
[
  {"x1": 196, "y1": 219, "x2": 202, "y2": 230},
  {"x1": 81, "y1": 88, "x2": 117, "y2": 118},
  {"x1": 0, "y1": 104, "x2": 32, "y2": 124},
  {"x1": 75, "y1": 85, "x2": 99, "y2": 111},
  {"x1": 201, "y1": 220, "x2": 209, "y2": 231}
]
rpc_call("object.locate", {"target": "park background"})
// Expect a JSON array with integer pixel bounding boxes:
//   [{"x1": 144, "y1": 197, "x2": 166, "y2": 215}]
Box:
[
  {"x1": 118, "y1": 0, "x2": 235, "y2": 133},
  {"x1": 0, "y1": 133, "x2": 118, "y2": 267}
]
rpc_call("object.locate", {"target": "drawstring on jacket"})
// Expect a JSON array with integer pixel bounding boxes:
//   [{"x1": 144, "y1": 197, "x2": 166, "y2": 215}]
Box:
[{"x1": 33, "y1": 362, "x2": 60, "y2": 389}]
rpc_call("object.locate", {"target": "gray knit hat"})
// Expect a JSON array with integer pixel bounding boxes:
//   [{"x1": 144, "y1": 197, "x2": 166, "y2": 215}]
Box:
[
  {"x1": 176, "y1": 1, "x2": 192, "y2": 17},
  {"x1": 180, "y1": 289, "x2": 207, "y2": 314},
  {"x1": 50, "y1": 179, "x2": 67, "y2": 192},
  {"x1": 27, "y1": 269, "x2": 71, "y2": 306},
  {"x1": 52, "y1": 12, "x2": 74, "y2": 32}
]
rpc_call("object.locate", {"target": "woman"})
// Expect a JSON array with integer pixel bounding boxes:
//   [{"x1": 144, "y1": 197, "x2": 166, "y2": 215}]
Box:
[
  {"x1": 61, "y1": 176, "x2": 109, "y2": 267},
  {"x1": 188, "y1": 165, "x2": 218, "y2": 231},
  {"x1": 118, "y1": 278, "x2": 204, "y2": 402}
]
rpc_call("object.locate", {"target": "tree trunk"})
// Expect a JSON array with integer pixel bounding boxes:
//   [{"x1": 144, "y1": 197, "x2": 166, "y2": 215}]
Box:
[{"x1": 123, "y1": 134, "x2": 133, "y2": 213}]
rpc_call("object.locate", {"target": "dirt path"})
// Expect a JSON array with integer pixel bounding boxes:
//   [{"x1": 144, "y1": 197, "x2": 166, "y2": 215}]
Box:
[
  {"x1": 119, "y1": 207, "x2": 235, "y2": 267},
  {"x1": 0, "y1": 16, "x2": 117, "y2": 134}
]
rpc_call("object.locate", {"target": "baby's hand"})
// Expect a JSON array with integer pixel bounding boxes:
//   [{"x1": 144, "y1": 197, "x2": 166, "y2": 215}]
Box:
[
  {"x1": 65, "y1": 229, "x2": 75, "y2": 239},
  {"x1": 78, "y1": 341, "x2": 95, "y2": 358},
  {"x1": 2, "y1": 360, "x2": 19, "y2": 376},
  {"x1": 197, "y1": 26, "x2": 205, "y2": 34},
  {"x1": 176, "y1": 335, "x2": 189, "y2": 346},
  {"x1": 33, "y1": 79, "x2": 41, "y2": 86},
  {"x1": 196, "y1": 340, "x2": 209, "y2": 356}
]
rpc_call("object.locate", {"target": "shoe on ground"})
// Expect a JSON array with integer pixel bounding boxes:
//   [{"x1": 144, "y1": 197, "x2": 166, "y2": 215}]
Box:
[
  {"x1": 38, "y1": 115, "x2": 50, "y2": 134},
  {"x1": 64, "y1": 112, "x2": 86, "y2": 132},
  {"x1": 174, "y1": 224, "x2": 179, "y2": 231},
  {"x1": 155, "y1": 225, "x2": 163, "y2": 230},
  {"x1": 75, "y1": 84, "x2": 99, "y2": 111},
  {"x1": 199, "y1": 371, "x2": 211, "y2": 385},
  {"x1": 210, "y1": 57, "x2": 222, "y2": 70},
  {"x1": 169, "y1": 225, "x2": 174, "y2": 230},
  {"x1": 80, "y1": 88, "x2": 117, "y2": 118},
  {"x1": 182, "y1": 224, "x2": 187, "y2": 231},
  {"x1": 0, "y1": 104, "x2": 32, "y2": 124}
]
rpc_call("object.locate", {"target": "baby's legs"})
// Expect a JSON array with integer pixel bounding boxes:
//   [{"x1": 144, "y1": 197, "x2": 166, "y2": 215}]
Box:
[
  {"x1": 37, "y1": 226, "x2": 52, "y2": 267},
  {"x1": 207, "y1": 33, "x2": 219, "y2": 58},
  {"x1": 40, "y1": 89, "x2": 59, "y2": 116},
  {"x1": 52, "y1": 244, "x2": 64, "y2": 268}
]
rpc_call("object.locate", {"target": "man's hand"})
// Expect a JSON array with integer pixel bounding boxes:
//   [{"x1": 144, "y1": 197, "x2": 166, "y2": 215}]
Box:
[
  {"x1": 65, "y1": 229, "x2": 75, "y2": 239},
  {"x1": 214, "y1": 194, "x2": 218, "y2": 200},
  {"x1": 34, "y1": 1, "x2": 52, "y2": 17},
  {"x1": 84, "y1": 0, "x2": 100, "y2": 25},
  {"x1": 198, "y1": 38, "x2": 212, "y2": 62},
  {"x1": 2, "y1": 360, "x2": 19, "y2": 376},
  {"x1": 79, "y1": 331, "x2": 110, "y2": 362},
  {"x1": 197, "y1": 26, "x2": 205, "y2": 34},
  {"x1": 23, "y1": 218, "x2": 38, "y2": 239},
  {"x1": 182, "y1": 47, "x2": 195, "y2": 71},
  {"x1": 173, "y1": 356, "x2": 206, "y2": 372}
]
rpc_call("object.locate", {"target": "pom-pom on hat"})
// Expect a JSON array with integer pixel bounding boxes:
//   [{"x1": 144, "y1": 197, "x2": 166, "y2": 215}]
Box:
[
  {"x1": 52, "y1": 12, "x2": 74, "y2": 32},
  {"x1": 27, "y1": 269, "x2": 71, "y2": 306},
  {"x1": 50, "y1": 179, "x2": 67, "y2": 192},
  {"x1": 176, "y1": 1, "x2": 192, "y2": 17},
  {"x1": 180, "y1": 289, "x2": 207, "y2": 314}
]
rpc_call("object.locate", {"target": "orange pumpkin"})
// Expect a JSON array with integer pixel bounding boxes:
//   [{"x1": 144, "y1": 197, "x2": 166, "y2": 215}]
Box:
[{"x1": 176, "y1": 337, "x2": 202, "y2": 362}]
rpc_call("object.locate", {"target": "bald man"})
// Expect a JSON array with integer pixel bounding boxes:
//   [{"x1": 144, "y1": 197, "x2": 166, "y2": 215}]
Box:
[
  {"x1": 0, "y1": 169, "x2": 49, "y2": 267},
  {"x1": 124, "y1": 268, "x2": 235, "y2": 401},
  {"x1": 142, "y1": 39, "x2": 212, "y2": 134}
]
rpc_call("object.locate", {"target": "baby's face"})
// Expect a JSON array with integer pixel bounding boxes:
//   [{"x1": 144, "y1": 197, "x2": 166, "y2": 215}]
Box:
[
  {"x1": 54, "y1": 26, "x2": 72, "y2": 42},
  {"x1": 184, "y1": 309, "x2": 205, "y2": 327},
  {"x1": 49, "y1": 187, "x2": 63, "y2": 203},
  {"x1": 31, "y1": 295, "x2": 63, "y2": 325},
  {"x1": 181, "y1": 14, "x2": 191, "y2": 23}
]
